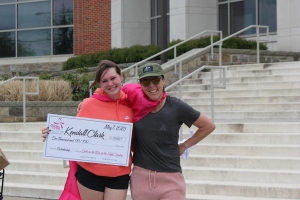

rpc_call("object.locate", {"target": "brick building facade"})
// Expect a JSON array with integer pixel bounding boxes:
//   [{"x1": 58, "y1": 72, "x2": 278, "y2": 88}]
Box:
[{"x1": 74, "y1": 0, "x2": 111, "y2": 55}]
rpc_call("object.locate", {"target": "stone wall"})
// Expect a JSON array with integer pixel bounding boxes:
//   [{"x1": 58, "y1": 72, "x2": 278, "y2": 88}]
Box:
[{"x1": 0, "y1": 101, "x2": 79, "y2": 123}]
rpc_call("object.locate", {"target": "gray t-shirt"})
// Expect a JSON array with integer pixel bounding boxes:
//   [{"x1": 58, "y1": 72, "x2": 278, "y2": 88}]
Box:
[{"x1": 133, "y1": 96, "x2": 200, "y2": 172}]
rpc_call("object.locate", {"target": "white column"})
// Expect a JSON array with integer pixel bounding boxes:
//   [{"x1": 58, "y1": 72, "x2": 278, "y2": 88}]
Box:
[
  {"x1": 111, "y1": 0, "x2": 150, "y2": 48},
  {"x1": 170, "y1": 0, "x2": 218, "y2": 41},
  {"x1": 277, "y1": 0, "x2": 300, "y2": 52}
]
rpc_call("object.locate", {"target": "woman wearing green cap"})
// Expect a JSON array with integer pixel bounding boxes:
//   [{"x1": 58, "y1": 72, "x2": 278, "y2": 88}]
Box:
[{"x1": 126, "y1": 63, "x2": 215, "y2": 200}]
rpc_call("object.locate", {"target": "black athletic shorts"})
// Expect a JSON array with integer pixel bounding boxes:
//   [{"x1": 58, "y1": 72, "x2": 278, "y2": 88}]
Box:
[{"x1": 76, "y1": 164, "x2": 130, "y2": 192}]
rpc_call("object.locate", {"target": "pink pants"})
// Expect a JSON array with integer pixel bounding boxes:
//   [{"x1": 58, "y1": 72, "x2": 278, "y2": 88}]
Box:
[{"x1": 130, "y1": 166, "x2": 186, "y2": 200}]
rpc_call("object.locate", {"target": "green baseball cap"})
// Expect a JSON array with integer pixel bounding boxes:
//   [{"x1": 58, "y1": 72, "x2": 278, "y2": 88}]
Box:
[{"x1": 138, "y1": 63, "x2": 164, "y2": 79}]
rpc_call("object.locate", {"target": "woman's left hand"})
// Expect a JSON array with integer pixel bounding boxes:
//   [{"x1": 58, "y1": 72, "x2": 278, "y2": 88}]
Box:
[{"x1": 178, "y1": 143, "x2": 187, "y2": 155}]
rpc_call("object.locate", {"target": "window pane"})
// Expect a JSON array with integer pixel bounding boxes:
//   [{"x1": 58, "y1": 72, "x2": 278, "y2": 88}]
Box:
[
  {"x1": 53, "y1": 27, "x2": 73, "y2": 54},
  {"x1": 157, "y1": 0, "x2": 161, "y2": 16},
  {"x1": 0, "y1": 32, "x2": 15, "y2": 58},
  {"x1": 18, "y1": 29, "x2": 51, "y2": 56},
  {"x1": 151, "y1": 0, "x2": 155, "y2": 17},
  {"x1": 151, "y1": 19, "x2": 155, "y2": 44},
  {"x1": 259, "y1": 0, "x2": 277, "y2": 33},
  {"x1": 53, "y1": 0, "x2": 73, "y2": 25},
  {"x1": 219, "y1": 4, "x2": 228, "y2": 35},
  {"x1": 0, "y1": 5, "x2": 15, "y2": 30},
  {"x1": 167, "y1": 0, "x2": 169, "y2": 13},
  {"x1": 230, "y1": 0, "x2": 256, "y2": 35},
  {"x1": 0, "y1": 0, "x2": 15, "y2": 3},
  {"x1": 167, "y1": 15, "x2": 170, "y2": 43},
  {"x1": 18, "y1": 1, "x2": 51, "y2": 29},
  {"x1": 219, "y1": 0, "x2": 227, "y2": 2},
  {"x1": 18, "y1": 0, "x2": 43, "y2": 2},
  {"x1": 157, "y1": 18, "x2": 161, "y2": 45}
]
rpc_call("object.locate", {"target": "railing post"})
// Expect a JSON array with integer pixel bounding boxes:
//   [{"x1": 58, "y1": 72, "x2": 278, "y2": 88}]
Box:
[
  {"x1": 174, "y1": 46, "x2": 177, "y2": 74},
  {"x1": 219, "y1": 32, "x2": 222, "y2": 67},
  {"x1": 135, "y1": 65, "x2": 138, "y2": 77},
  {"x1": 211, "y1": 68, "x2": 215, "y2": 122},
  {"x1": 211, "y1": 33, "x2": 213, "y2": 59},
  {"x1": 63, "y1": 160, "x2": 69, "y2": 168},
  {"x1": 179, "y1": 61, "x2": 182, "y2": 99},
  {"x1": 89, "y1": 81, "x2": 93, "y2": 97},
  {"x1": 174, "y1": 46, "x2": 177, "y2": 59},
  {"x1": 179, "y1": 61, "x2": 183, "y2": 141},
  {"x1": 23, "y1": 79, "x2": 26, "y2": 123},
  {"x1": 256, "y1": 26, "x2": 259, "y2": 64}
]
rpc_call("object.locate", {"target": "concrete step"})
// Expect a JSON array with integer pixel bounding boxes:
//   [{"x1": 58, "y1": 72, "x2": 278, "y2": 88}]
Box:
[
  {"x1": 198, "y1": 67, "x2": 300, "y2": 79},
  {"x1": 187, "y1": 74, "x2": 300, "y2": 85},
  {"x1": 0, "y1": 140, "x2": 43, "y2": 150},
  {"x1": 168, "y1": 88, "x2": 300, "y2": 98},
  {"x1": 0, "y1": 131, "x2": 42, "y2": 140},
  {"x1": 185, "y1": 193, "x2": 297, "y2": 200},
  {"x1": 170, "y1": 81, "x2": 300, "y2": 91},
  {"x1": 6, "y1": 159, "x2": 68, "y2": 173},
  {"x1": 5, "y1": 170, "x2": 67, "y2": 186},
  {"x1": 186, "y1": 143, "x2": 300, "y2": 157},
  {"x1": 182, "y1": 167, "x2": 300, "y2": 184},
  {"x1": 182, "y1": 96, "x2": 300, "y2": 105},
  {"x1": 200, "y1": 111, "x2": 300, "y2": 120},
  {"x1": 191, "y1": 103, "x2": 300, "y2": 111},
  {"x1": 184, "y1": 133, "x2": 300, "y2": 144},
  {"x1": 225, "y1": 62, "x2": 300, "y2": 71},
  {"x1": 0, "y1": 122, "x2": 46, "y2": 131},
  {"x1": 181, "y1": 155, "x2": 300, "y2": 170},
  {"x1": 184, "y1": 179, "x2": 300, "y2": 199},
  {"x1": 187, "y1": 122, "x2": 300, "y2": 133},
  {"x1": 3, "y1": 182, "x2": 62, "y2": 199},
  {"x1": 2, "y1": 149, "x2": 54, "y2": 161},
  {"x1": 201, "y1": 133, "x2": 300, "y2": 145}
]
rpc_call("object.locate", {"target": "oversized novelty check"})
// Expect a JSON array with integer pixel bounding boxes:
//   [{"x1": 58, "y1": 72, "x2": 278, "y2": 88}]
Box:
[{"x1": 43, "y1": 114, "x2": 133, "y2": 166}]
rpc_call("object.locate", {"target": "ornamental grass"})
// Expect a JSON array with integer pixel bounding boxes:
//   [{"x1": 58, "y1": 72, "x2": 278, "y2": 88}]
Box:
[{"x1": 0, "y1": 80, "x2": 72, "y2": 101}]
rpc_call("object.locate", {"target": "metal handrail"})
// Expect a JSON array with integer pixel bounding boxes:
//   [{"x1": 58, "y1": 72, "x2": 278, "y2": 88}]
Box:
[
  {"x1": 0, "y1": 76, "x2": 39, "y2": 123},
  {"x1": 121, "y1": 30, "x2": 223, "y2": 76},
  {"x1": 0, "y1": 169, "x2": 4, "y2": 200},
  {"x1": 160, "y1": 25, "x2": 269, "y2": 75}
]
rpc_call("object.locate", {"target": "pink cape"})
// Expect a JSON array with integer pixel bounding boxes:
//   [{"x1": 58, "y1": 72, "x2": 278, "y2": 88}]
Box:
[
  {"x1": 58, "y1": 161, "x2": 81, "y2": 200},
  {"x1": 121, "y1": 84, "x2": 166, "y2": 123}
]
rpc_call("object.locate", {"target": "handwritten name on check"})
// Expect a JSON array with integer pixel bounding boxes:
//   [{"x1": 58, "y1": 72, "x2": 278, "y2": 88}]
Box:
[{"x1": 44, "y1": 114, "x2": 133, "y2": 166}]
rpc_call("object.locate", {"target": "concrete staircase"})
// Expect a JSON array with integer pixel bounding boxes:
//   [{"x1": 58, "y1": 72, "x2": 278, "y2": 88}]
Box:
[
  {"x1": 0, "y1": 123, "x2": 67, "y2": 199},
  {"x1": 0, "y1": 61, "x2": 300, "y2": 199},
  {"x1": 170, "y1": 61, "x2": 300, "y2": 199}
]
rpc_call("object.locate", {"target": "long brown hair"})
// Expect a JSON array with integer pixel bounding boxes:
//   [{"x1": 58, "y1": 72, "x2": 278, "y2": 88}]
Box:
[{"x1": 89, "y1": 60, "x2": 121, "y2": 89}]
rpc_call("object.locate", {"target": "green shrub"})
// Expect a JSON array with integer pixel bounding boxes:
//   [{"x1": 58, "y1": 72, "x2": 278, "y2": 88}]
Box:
[
  {"x1": 39, "y1": 72, "x2": 52, "y2": 80},
  {"x1": 0, "y1": 73, "x2": 10, "y2": 81},
  {"x1": 62, "y1": 45, "x2": 160, "y2": 70},
  {"x1": 61, "y1": 72, "x2": 96, "y2": 101},
  {"x1": 76, "y1": 66, "x2": 88, "y2": 73},
  {"x1": 63, "y1": 36, "x2": 268, "y2": 70}
]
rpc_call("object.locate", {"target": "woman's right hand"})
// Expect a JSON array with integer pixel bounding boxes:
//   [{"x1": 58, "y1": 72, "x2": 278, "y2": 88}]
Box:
[
  {"x1": 41, "y1": 127, "x2": 50, "y2": 142},
  {"x1": 77, "y1": 102, "x2": 83, "y2": 112}
]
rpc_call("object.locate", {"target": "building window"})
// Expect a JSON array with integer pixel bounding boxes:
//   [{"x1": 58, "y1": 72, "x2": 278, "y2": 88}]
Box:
[
  {"x1": 0, "y1": 0, "x2": 73, "y2": 58},
  {"x1": 150, "y1": 0, "x2": 169, "y2": 45},
  {"x1": 218, "y1": 0, "x2": 277, "y2": 36}
]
